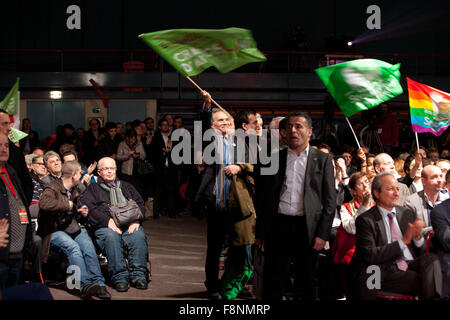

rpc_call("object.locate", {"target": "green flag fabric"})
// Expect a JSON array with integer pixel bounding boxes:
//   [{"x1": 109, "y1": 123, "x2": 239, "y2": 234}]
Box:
[
  {"x1": 8, "y1": 128, "x2": 28, "y2": 143},
  {"x1": 315, "y1": 59, "x2": 403, "y2": 117},
  {"x1": 139, "y1": 28, "x2": 267, "y2": 76},
  {"x1": 0, "y1": 78, "x2": 20, "y2": 115}
]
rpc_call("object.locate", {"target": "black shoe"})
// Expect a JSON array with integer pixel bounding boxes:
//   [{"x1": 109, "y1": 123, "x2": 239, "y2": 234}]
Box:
[
  {"x1": 96, "y1": 286, "x2": 111, "y2": 300},
  {"x1": 81, "y1": 283, "x2": 100, "y2": 300},
  {"x1": 131, "y1": 278, "x2": 148, "y2": 290},
  {"x1": 208, "y1": 291, "x2": 222, "y2": 300},
  {"x1": 115, "y1": 282, "x2": 129, "y2": 292}
]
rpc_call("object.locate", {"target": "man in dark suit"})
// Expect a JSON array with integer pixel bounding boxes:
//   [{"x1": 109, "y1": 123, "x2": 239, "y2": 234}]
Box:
[
  {"x1": 257, "y1": 111, "x2": 336, "y2": 300},
  {"x1": 430, "y1": 170, "x2": 450, "y2": 299},
  {"x1": 353, "y1": 172, "x2": 442, "y2": 300}
]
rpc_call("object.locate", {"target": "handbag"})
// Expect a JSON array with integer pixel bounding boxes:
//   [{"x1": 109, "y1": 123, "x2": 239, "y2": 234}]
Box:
[
  {"x1": 135, "y1": 158, "x2": 154, "y2": 175},
  {"x1": 109, "y1": 199, "x2": 144, "y2": 227}
]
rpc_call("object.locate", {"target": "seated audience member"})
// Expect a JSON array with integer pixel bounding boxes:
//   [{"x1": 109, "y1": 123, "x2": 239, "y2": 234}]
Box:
[
  {"x1": 430, "y1": 170, "x2": 450, "y2": 299},
  {"x1": 404, "y1": 165, "x2": 449, "y2": 237},
  {"x1": 32, "y1": 147, "x2": 45, "y2": 156},
  {"x1": 427, "y1": 148, "x2": 440, "y2": 165},
  {"x1": 30, "y1": 155, "x2": 48, "y2": 202},
  {"x1": 373, "y1": 153, "x2": 410, "y2": 205},
  {"x1": 333, "y1": 172, "x2": 374, "y2": 299},
  {"x1": 37, "y1": 161, "x2": 110, "y2": 300},
  {"x1": 364, "y1": 153, "x2": 377, "y2": 182},
  {"x1": 25, "y1": 154, "x2": 35, "y2": 171},
  {"x1": 394, "y1": 158, "x2": 405, "y2": 178},
  {"x1": 0, "y1": 132, "x2": 33, "y2": 290},
  {"x1": 81, "y1": 157, "x2": 149, "y2": 293},
  {"x1": 401, "y1": 153, "x2": 424, "y2": 192},
  {"x1": 41, "y1": 151, "x2": 62, "y2": 185},
  {"x1": 436, "y1": 160, "x2": 450, "y2": 191},
  {"x1": 62, "y1": 150, "x2": 96, "y2": 186},
  {"x1": 353, "y1": 172, "x2": 442, "y2": 300}
]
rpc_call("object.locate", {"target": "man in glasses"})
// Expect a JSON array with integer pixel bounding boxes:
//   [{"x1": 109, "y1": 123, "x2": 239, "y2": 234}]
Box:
[{"x1": 81, "y1": 157, "x2": 149, "y2": 293}]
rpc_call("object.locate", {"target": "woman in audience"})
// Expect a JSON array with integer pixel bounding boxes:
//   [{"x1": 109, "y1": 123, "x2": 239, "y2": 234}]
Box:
[{"x1": 333, "y1": 172, "x2": 374, "y2": 299}]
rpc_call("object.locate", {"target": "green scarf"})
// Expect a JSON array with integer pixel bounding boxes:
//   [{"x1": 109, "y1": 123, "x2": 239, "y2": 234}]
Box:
[{"x1": 99, "y1": 180, "x2": 127, "y2": 205}]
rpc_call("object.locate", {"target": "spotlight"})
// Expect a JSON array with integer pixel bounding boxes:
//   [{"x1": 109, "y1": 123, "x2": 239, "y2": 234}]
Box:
[
  {"x1": 347, "y1": 41, "x2": 353, "y2": 47},
  {"x1": 50, "y1": 90, "x2": 62, "y2": 99}
]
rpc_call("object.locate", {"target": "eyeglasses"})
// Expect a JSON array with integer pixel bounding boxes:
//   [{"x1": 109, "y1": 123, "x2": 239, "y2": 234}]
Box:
[
  {"x1": 34, "y1": 162, "x2": 46, "y2": 166},
  {"x1": 356, "y1": 180, "x2": 370, "y2": 188},
  {"x1": 99, "y1": 167, "x2": 116, "y2": 171}
]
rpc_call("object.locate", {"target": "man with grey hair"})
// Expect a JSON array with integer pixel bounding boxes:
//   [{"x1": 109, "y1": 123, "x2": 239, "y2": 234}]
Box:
[
  {"x1": 353, "y1": 172, "x2": 442, "y2": 300},
  {"x1": 81, "y1": 157, "x2": 148, "y2": 293},
  {"x1": 373, "y1": 153, "x2": 410, "y2": 205},
  {"x1": 38, "y1": 160, "x2": 110, "y2": 299},
  {"x1": 41, "y1": 151, "x2": 62, "y2": 185}
]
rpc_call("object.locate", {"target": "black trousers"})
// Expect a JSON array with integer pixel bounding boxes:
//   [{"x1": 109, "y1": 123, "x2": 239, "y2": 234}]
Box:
[
  {"x1": 204, "y1": 207, "x2": 228, "y2": 293},
  {"x1": 154, "y1": 167, "x2": 177, "y2": 218},
  {"x1": 263, "y1": 214, "x2": 318, "y2": 300}
]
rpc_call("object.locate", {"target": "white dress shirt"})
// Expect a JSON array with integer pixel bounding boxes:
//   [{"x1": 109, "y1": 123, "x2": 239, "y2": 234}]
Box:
[
  {"x1": 278, "y1": 146, "x2": 309, "y2": 216},
  {"x1": 377, "y1": 206, "x2": 424, "y2": 262}
]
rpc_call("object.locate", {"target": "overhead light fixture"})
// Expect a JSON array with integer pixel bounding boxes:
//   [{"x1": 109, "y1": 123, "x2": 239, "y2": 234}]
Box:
[
  {"x1": 50, "y1": 90, "x2": 62, "y2": 99},
  {"x1": 347, "y1": 41, "x2": 353, "y2": 47}
]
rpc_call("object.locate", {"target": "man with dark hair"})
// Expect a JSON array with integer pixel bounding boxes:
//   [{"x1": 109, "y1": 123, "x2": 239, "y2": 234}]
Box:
[
  {"x1": 144, "y1": 117, "x2": 154, "y2": 136},
  {"x1": 173, "y1": 116, "x2": 184, "y2": 130},
  {"x1": 0, "y1": 132, "x2": 33, "y2": 290},
  {"x1": 151, "y1": 118, "x2": 177, "y2": 219},
  {"x1": 257, "y1": 111, "x2": 336, "y2": 300},
  {"x1": 82, "y1": 118, "x2": 102, "y2": 166},
  {"x1": 38, "y1": 160, "x2": 110, "y2": 299},
  {"x1": 0, "y1": 110, "x2": 33, "y2": 205},
  {"x1": 97, "y1": 122, "x2": 122, "y2": 160},
  {"x1": 353, "y1": 172, "x2": 442, "y2": 300}
]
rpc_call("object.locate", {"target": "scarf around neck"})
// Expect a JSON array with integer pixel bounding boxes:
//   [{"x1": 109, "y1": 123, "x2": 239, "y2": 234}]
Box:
[{"x1": 99, "y1": 180, "x2": 127, "y2": 205}]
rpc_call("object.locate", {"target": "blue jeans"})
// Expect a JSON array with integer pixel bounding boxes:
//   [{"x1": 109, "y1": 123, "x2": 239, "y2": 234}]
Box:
[
  {"x1": 0, "y1": 258, "x2": 22, "y2": 290},
  {"x1": 94, "y1": 226, "x2": 148, "y2": 285},
  {"x1": 50, "y1": 228, "x2": 105, "y2": 292}
]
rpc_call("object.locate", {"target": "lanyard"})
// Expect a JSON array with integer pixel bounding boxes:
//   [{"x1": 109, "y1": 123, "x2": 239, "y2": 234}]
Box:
[{"x1": 0, "y1": 167, "x2": 17, "y2": 199}]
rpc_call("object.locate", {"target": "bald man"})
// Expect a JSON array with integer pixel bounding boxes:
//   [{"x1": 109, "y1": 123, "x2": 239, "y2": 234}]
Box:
[
  {"x1": 81, "y1": 157, "x2": 149, "y2": 293},
  {"x1": 404, "y1": 165, "x2": 449, "y2": 237},
  {"x1": 373, "y1": 153, "x2": 410, "y2": 205}
]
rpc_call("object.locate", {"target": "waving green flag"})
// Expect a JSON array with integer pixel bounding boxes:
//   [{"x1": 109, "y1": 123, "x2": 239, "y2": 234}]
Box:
[
  {"x1": 0, "y1": 77, "x2": 20, "y2": 115},
  {"x1": 315, "y1": 59, "x2": 403, "y2": 117},
  {"x1": 139, "y1": 28, "x2": 267, "y2": 76}
]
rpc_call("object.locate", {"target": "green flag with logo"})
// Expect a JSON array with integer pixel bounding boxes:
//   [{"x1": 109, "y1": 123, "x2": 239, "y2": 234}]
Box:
[
  {"x1": 315, "y1": 59, "x2": 403, "y2": 117},
  {"x1": 8, "y1": 128, "x2": 28, "y2": 143},
  {"x1": 0, "y1": 78, "x2": 20, "y2": 115},
  {"x1": 139, "y1": 28, "x2": 267, "y2": 76}
]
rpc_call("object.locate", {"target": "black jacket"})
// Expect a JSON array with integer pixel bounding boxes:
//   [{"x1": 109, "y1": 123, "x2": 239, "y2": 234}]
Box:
[
  {"x1": 256, "y1": 147, "x2": 336, "y2": 245},
  {"x1": 0, "y1": 164, "x2": 33, "y2": 262},
  {"x1": 8, "y1": 141, "x2": 32, "y2": 205},
  {"x1": 81, "y1": 177, "x2": 145, "y2": 231}
]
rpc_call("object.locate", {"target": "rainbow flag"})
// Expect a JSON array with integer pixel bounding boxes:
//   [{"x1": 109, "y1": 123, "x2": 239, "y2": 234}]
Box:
[{"x1": 406, "y1": 77, "x2": 450, "y2": 136}]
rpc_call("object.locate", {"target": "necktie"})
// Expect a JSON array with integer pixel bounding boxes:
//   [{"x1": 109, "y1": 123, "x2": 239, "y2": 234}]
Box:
[{"x1": 387, "y1": 213, "x2": 408, "y2": 271}]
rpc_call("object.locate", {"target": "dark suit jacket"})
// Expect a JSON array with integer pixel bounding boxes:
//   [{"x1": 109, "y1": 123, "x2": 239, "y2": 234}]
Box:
[
  {"x1": 8, "y1": 141, "x2": 32, "y2": 206},
  {"x1": 256, "y1": 147, "x2": 336, "y2": 246},
  {"x1": 352, "y1": 205, "x2": 425, "y2": 294},
  {"x1": 430, "y1": 198, "x2": 450, "y2": 296}
]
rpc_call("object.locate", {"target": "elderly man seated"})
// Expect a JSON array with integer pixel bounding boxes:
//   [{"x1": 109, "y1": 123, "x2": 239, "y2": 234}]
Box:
[{"x1": 81, "y1": 157, "x2": 149, "y2": 292}]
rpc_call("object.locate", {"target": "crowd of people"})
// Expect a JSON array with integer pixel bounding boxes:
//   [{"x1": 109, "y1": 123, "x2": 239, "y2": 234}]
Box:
[{"x1": 0, "y1": 92, "x2": 450, "y2": 301}]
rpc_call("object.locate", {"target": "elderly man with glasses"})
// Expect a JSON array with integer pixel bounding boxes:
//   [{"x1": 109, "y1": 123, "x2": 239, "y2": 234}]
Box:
[{"x1": 81, "y1": 157, "x2": 149, "y2": 293}]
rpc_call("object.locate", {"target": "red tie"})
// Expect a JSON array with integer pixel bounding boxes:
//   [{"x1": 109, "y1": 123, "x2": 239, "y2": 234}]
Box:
[{"x1": 388, "y1": 213, "x2": 408, "y2": 271}]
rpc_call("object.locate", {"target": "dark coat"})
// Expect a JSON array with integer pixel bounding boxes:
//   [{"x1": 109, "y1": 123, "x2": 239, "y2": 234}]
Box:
[
  {"x1": 8, "y1": 141, "x2": 32, "y2": 206},
  {"x1": 81, "y1": 176, "x2": 145, "y2": 231},
  {"x1": 0, "y1": 164, "x2": 33, "y2": 262},
  {"x1": 256, "y1": 147, "x2": 336, "y2": 245},
  {"x1": 96, "y1": 135, "x2": 122, "y2": 160},
  {"x1": 352, "y1": 205, "x2": 425, "y2": 298},
  {"x1": 37, "y1": 179, "x2": 83, "y2": 263},
  {"x1": 430, "y1": 198, "x2": 450, "y2": 297}
]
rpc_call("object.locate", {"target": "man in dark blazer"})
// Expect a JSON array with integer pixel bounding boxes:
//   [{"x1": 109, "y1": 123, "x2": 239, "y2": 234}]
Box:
[
  {"x1": 353, "y1": 172, "x2": 442, "y2": 300},
  {"x1": 256, "y1": 111, "x2": 336, "y2": 300},
  {"x1": 430, "y1": 171, "x2": 450, "y2": 298}
]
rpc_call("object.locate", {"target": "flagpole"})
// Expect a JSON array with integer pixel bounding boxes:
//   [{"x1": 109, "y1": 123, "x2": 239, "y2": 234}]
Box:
[
  {"x1": 345, "y1": 117, "x2": 361, "y2": 149},
  {"x1": 185, "y1": 76, "x2": 231, "y2": 117},
  {"x1": 415, "y1": 132, "x2": 420, "y2": 154}
]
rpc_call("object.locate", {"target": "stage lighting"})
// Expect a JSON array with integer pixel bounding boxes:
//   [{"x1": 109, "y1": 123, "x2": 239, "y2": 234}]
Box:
[{"x1": 347, "y1": 41, "x2": 353, "y2": 47}]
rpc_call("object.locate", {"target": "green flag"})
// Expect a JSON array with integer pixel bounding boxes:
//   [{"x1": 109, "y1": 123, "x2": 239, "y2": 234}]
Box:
[
  {"x1": 139, "y1": 28, "x2": 267, "y2": 76},
  {"x1": 8, "y1": 128, "x2": 28, "y2": 143},
  {"x1": 315, "y1": 59, "x2": 403, "y2": 117},
  {"x1": 0, "y1": 78, "x2": 20, "y2": 115}
]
